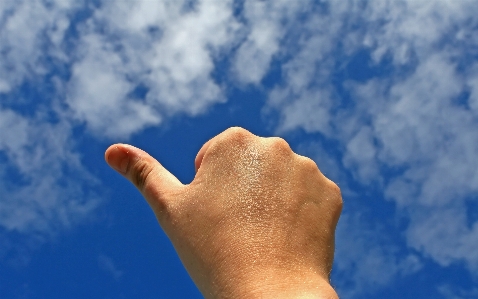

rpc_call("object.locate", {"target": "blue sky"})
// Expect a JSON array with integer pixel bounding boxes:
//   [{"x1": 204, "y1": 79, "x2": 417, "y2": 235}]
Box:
[{"x1": 1, "y1": 0, "x2": 478, "y2": 298}]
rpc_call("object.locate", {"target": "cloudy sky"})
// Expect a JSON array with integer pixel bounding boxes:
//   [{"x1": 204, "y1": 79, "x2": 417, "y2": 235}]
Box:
[{"x1": 1, "y1": 0, "x2": 478, "y2": 298}]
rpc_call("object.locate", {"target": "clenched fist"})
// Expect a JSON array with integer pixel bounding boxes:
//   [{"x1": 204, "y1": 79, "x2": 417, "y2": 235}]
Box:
[{"x1": 105, "y1": 127, "x2": 342, "y2": 299}]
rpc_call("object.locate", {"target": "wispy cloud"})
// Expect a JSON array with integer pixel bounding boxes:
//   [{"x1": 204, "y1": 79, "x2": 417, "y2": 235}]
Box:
[
  {"x1": 67, "y1": 0, "x2": 241, "y2": 138},
  {"x1": 438, "y1": 284, "x2": 478, "y2": 299},
  {"x1": 0, "y1": 0, "x2": 76, "y2": 93},
  {"x1": 231, "y1": 0, "x2": 309, "y2": 84},
  {"x1": 0, "y1": 108, "x2": 99, "y2": 263},
  {"x1": 98, "y1": 254, "x2": 123, "y2": 280},
  {"x1": 334, "y1": 213, "x2": 422, "y2": 297}
]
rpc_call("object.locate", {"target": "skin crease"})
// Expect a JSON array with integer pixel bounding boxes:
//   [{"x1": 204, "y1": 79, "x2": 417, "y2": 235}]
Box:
[{"x1": 105, "y1": 127, "x2": 342, "y2": 299}]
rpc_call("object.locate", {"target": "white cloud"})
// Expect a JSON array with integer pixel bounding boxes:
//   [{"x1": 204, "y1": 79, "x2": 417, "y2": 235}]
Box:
[
  {"x1": 232, "y1": 0, "x2": 305, "y2": 84},
  {"x1": 0, "y1": 2, "x2": 102, "y2": 258},
  {"x1": 406, "y1": 207, "x2": 478, "y2": 270},
  {"x1": 334, "y1": 213, "x2": 422, "y2": 297},
  {"x1": 271, "y1": 92, "x2": 331, "y2": 137},
  {"x1": 2, "y1": 0, "x2": 242, "y2": 138},
  {"x1": 67, "y1": 0, "x2": 241, "y2": 138},
  {"x1": 98, "y1": 254, "x2": 123, "y2": 280},
  {"x1": 468, "y1": 67, "x2": 478, "y2": 112},
  {"x1": 438, "y1": 284, "x2": 478, "y2": 299},
  {"x1": 349, "y1": 54, "x2": 478, "y2": 271},
  {"x1": 0, "y1": 0, "x2": 76, "y2": 93},
  {"x1": 0, "y1": 108, "x2": 99, "y2": 238},
  {"x1": 342, "y1": 126, "x2": 379, "y2": 183},
  {"x1": 66, "y1": 33, "x2": 162, "y2": 138}
]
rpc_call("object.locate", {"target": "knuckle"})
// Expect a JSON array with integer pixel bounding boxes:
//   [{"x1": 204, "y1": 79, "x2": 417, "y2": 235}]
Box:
[
  {"x1": 219, "y1": 127, "x2": 254, "y2": 147},
  {"x1": 130, "y1": 158, "x2": 154, "y2": 191},
  {"x1": 328, "y1": 180, "x2": 341, "y2": 196},
  {"x1": 297, "y1": 155, "x2": 323, "y2": 180},
  {"x1": 266, "y1": 137, "x2": 292, "y2": 154},
  {"x1": 299, "y1": 155, "x2": 320, "y2": 172},
  {"x1": 296, "y1": 154, "x2": 343, "y2": 212},
  {"x1": 327, "y1": 180, "x2": 343, "y2": 210},
  {"x1": 224, "y1": 126, "x2": 251, "y2": 139}
]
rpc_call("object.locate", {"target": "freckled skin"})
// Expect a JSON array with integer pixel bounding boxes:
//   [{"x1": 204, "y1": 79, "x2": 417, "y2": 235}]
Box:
[{"x1": 105, "y1": 127, "x2": 342, "y2": 299}]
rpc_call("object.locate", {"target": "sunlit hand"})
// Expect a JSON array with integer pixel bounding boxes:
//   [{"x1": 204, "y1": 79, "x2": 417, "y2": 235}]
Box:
[{"x1": 105, "y1": 127, "x2": 342, "y2": 299}]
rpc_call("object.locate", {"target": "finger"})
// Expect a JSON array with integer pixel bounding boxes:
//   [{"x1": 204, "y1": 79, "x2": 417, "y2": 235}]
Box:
[{"x1": 105, "y1": 144, "x2": 183, "y2": 213}]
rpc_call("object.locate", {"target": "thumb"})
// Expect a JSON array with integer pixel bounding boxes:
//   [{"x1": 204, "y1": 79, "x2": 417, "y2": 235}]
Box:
[{"x1": 105, "y1": 144, "x2": 183, "y2": 213}]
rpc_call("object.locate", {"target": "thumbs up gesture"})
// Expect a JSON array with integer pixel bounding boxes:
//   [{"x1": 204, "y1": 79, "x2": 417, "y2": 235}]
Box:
[{"x1": 106, "y1": 127, "x2": 342, "y2": 299}]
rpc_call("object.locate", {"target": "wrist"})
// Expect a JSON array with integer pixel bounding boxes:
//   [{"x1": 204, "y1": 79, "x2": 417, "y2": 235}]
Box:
[
  {"x1": 242, "y1": 269, "x2": 338, "y2": 299},
  {"x1": 211, "y1": 265, "x2": 338, "y2": 299}
]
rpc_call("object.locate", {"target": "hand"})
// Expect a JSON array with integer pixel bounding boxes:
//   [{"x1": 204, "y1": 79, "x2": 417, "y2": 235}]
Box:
[{"x1": 105, "y1": 127, "x2": 342, "y2": 298}]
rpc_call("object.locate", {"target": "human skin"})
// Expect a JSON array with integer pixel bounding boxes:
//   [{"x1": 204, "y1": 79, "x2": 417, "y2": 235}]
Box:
[{"x1": 105, "y1": 127, "x2": 342, "y2": 298}]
